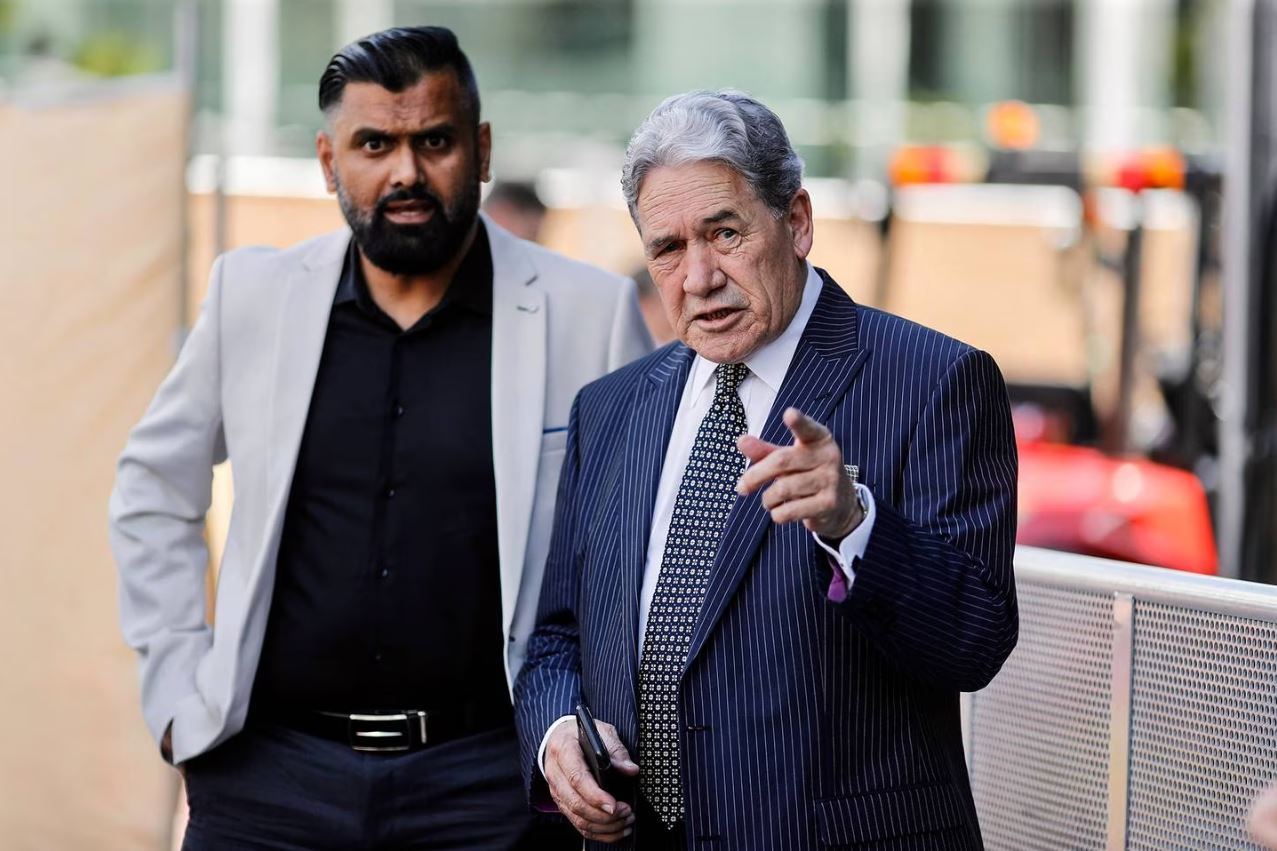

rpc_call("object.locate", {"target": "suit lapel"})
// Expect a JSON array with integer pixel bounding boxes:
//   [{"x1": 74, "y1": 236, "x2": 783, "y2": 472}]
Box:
[
  {"x1": 254, "y1": 231, "x2": 349, "y2": 591},
  {"x1": 685, "y1": 277, "x2": 871, "y2": 671},
  {"x1": 617, "y1": 344, "x2": 695, "y2": 708},
  {"x1": 487, "y1": 216, "x2": 547, "y2": 638}
]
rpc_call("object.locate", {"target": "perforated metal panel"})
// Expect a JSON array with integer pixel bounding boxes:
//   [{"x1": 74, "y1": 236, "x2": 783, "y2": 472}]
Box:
[
  {"x1": 970, "y1": 584, "x2": 1114, "y2": 850},
  {"x1": 1126, "y1": 602, "x2": 1277, "y2": 850},
  {"x1": 969, "y1": 551, "x2": 1277, "y2": 849}
]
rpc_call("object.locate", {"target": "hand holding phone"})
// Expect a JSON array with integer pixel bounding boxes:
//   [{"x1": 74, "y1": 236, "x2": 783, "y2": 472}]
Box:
[
  {"x1": 544, "y1": 705, "x2": 639, "y2": 841},
  {"x1": 575, "y1": 702, "x2": 634, "y2": 804}
]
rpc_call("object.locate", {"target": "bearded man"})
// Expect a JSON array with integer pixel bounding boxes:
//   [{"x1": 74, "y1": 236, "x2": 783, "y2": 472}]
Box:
[{"x1": 109, "y1": 26, "x2": 649, "y2": 850}]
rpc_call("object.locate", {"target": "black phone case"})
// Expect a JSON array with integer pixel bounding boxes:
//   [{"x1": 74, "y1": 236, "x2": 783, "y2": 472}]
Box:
[{"x1": 575, "y1": 703, "x2": 634, "y2": 804}]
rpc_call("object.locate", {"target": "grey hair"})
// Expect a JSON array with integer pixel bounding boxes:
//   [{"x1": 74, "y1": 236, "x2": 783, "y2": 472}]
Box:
[{"x1": 621, "y1": 89, "x2": 804, "y2": 221}]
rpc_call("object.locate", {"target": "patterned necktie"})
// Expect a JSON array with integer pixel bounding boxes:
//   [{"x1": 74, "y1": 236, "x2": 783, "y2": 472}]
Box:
[{"x1": 638, "y1": 361, "x2": 750, "y2": 826}]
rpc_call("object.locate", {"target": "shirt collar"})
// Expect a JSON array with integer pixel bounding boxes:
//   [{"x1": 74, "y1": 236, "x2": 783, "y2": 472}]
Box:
[
  {"x1": 334, "y1": 220, "x2": 494, "y2": 318},
  {"x1": 686, "y1": 263, "x2": 824, "y2": 397}
]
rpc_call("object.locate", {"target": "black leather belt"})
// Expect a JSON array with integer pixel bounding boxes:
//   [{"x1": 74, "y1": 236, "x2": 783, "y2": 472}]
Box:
[{"x1": 263, "y1": 704, "x2": 510, "y2": 753}]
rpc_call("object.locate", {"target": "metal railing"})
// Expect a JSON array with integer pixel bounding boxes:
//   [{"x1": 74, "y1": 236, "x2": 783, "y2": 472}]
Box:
[{"x1": 964, "y1": 546, "x2": 1277, "y2": 850}]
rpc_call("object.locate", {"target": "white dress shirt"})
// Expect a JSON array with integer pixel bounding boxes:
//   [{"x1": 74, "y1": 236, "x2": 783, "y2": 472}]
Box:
[
  {"x1": 638, "y1": 264, "x2": 876, "y2": 647},
  {"x1": 539, "y1": 264, "x2": 877, "y2": 769}
]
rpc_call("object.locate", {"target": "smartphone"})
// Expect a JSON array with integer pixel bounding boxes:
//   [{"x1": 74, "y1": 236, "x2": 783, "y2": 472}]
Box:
[
  {"x1": 575, "y1": 702, "x2": 633, "y2": 803},
  {"x1": 575, "y1": 702, "x2": 612, "y2": 780}
]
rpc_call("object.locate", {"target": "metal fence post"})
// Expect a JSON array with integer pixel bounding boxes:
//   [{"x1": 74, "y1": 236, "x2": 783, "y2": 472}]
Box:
[{"x1": 1106, "y1": 593, "x2": 1135, "y2": 850}]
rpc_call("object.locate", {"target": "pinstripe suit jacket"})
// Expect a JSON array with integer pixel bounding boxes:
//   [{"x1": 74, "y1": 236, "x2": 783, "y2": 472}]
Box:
[{"x1": 514, "y1": 273, "x2": 1018, "y2": 850}]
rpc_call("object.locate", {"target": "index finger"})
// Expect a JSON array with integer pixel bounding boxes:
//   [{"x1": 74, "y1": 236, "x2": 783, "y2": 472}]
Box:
[{"x1": 784, "y1": 407, "x2": 831, "y2": 446}]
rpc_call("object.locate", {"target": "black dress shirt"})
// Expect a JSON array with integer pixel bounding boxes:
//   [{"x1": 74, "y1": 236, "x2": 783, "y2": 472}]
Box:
[{"x1": 252, "y1": 224, "x2": 510, "y2": 717}]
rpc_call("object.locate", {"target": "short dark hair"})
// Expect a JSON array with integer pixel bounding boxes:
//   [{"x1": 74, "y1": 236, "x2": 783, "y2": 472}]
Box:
[{"x1": 318, "y1": 26, "x2": 480, "y2": 124}]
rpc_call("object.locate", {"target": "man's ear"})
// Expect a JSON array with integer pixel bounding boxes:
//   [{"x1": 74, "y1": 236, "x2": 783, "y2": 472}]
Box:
[
  {"x1": 477, "y1": 121, "x2": 492, "y2": 183},
  {"x1": 316, "y1": 130, "x2": 337, "y2": 194},
  {"x1": 787, "y1": 188, "x2": 814, "y2": 260}
]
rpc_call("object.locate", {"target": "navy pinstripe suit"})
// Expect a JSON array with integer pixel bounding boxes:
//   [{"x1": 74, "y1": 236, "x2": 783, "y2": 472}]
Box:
[{"x1": 514, "y1": 273, "x2": 1018, "y2": 850}]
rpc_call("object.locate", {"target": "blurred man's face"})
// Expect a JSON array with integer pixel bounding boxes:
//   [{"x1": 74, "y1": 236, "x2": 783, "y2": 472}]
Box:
[
  {"x1": 483, "y1": 198, "x2": 545, "y2": 243},
  {"x1": 635, "y1": 161, "x2": 813, "y2": 363},
  {"x1": 317, "y1": 71, "x2": 491, "y2": 275}
]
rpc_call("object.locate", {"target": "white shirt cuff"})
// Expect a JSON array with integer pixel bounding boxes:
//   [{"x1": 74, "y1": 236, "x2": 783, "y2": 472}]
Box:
[
  {"x1": 537, "y1": 715, "x2": 577, "y2": 775},
  {"x1": 810, "y1": 483, "x2": 877, "y2": 588}
]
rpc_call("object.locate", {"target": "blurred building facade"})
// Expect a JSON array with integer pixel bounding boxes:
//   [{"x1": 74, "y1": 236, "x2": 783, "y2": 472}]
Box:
[{"x1": 0, "y1": 0, "x2": 1229, "y2": 180}]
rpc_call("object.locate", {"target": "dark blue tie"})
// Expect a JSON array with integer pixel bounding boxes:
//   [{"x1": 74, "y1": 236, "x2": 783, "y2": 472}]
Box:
[{"x1": 638, "y1": 362, "x2": 750, "y2": 826}]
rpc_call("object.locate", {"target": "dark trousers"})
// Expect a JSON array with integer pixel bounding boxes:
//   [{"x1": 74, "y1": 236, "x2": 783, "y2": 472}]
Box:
[{"x1": 180, "y1": 722, "x2": 577, "y2": 851}]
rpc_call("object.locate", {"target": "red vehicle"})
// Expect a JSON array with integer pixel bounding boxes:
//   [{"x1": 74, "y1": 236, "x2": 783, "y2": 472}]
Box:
[{"x1": 885, "y1": 112, "x2": 1222, "y2": 575}]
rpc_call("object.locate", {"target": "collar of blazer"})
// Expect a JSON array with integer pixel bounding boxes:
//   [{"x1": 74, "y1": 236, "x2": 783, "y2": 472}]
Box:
[
  {"x1": 274, "y1": 216, "x2": 547, "y2": 641},
  {"x1": 624, "y1": 274, "x2": 873, "y2": 677}
]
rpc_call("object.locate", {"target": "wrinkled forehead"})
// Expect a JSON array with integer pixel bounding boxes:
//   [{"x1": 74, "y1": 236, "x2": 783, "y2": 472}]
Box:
[{"x1": 635, "y1": 161, "x2": 755, "y2": 234}]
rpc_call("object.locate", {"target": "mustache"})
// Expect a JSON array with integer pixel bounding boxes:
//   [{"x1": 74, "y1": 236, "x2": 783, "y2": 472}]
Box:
[
  {"x1": 374, "y1": 184, "x2": 443, "y2": 218},
  {"x1": 688, "y1": 298, "x2": 749, "y2": 317}
]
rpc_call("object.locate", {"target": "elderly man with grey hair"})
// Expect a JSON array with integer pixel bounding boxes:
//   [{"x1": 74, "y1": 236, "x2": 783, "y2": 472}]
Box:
[{"x1": 514, "y1": 90, "x2": 1018, "y2": 849}]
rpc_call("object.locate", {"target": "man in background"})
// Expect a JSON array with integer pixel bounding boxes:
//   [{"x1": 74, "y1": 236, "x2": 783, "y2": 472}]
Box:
[
  {"x1": 110, "y1": 26, "x2": 648, "y2": 849},
  {"x1": 629, "y1": 266, "x2": 677, "y2": 345},
  {"x1": 483, "y1": 180, "x2": 548, "y2": 243}
]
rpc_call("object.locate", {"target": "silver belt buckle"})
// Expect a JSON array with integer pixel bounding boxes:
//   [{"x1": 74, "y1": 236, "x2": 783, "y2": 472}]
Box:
[{"x1": 348, "y1": 712, "x2": 426, "y2": 752}]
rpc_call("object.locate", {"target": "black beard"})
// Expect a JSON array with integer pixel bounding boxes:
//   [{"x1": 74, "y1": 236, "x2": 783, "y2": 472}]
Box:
[{"x1": 336, "y1": 177, "x2": 480, "y2": 276}]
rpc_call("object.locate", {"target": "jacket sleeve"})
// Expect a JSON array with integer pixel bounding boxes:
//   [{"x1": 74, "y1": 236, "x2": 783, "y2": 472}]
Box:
[
  {"x1": 607, "y1": 277, "x2": 653, "y2": 371},
  {"x1": 844, "y1": 348, "x2": 1019, "y2": 692},
  {"x1": 514, "y1": 393, "x2": 587, "y2": 805},
  {"x1": 108, "y1": 255, "x2": 228, "y2": 750}
]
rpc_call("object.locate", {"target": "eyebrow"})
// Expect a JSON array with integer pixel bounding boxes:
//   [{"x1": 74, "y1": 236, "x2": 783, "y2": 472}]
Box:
[
  {"x1": 349, "y1": 127, "x2": 390, "y2": 147},
  {"x1": 703, "y1": 209, "x2": 739, "y2": 225},
  {"x1": 349, "y1": 122, "x2": 457, "y2": 145},
  {"x1": 644, "y1": 208, "x2": 741, "y2": 254},
  {"x1": 644, "y1": 233, "x2": 673, "y2": 254}
]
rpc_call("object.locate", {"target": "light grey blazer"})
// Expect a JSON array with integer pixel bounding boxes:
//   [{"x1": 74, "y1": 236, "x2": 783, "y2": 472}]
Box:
[{"x1": 109, "y1": 215, "x2": 652, "y2": 763}]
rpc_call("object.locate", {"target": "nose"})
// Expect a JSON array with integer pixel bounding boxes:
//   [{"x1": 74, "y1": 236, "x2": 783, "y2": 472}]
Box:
[
  {"x1": 388, "y1": 142, "x2": 422, "y2": 188},
  {"x1": 683, "y1": 240, "x2": 724, "y2": 297}
]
